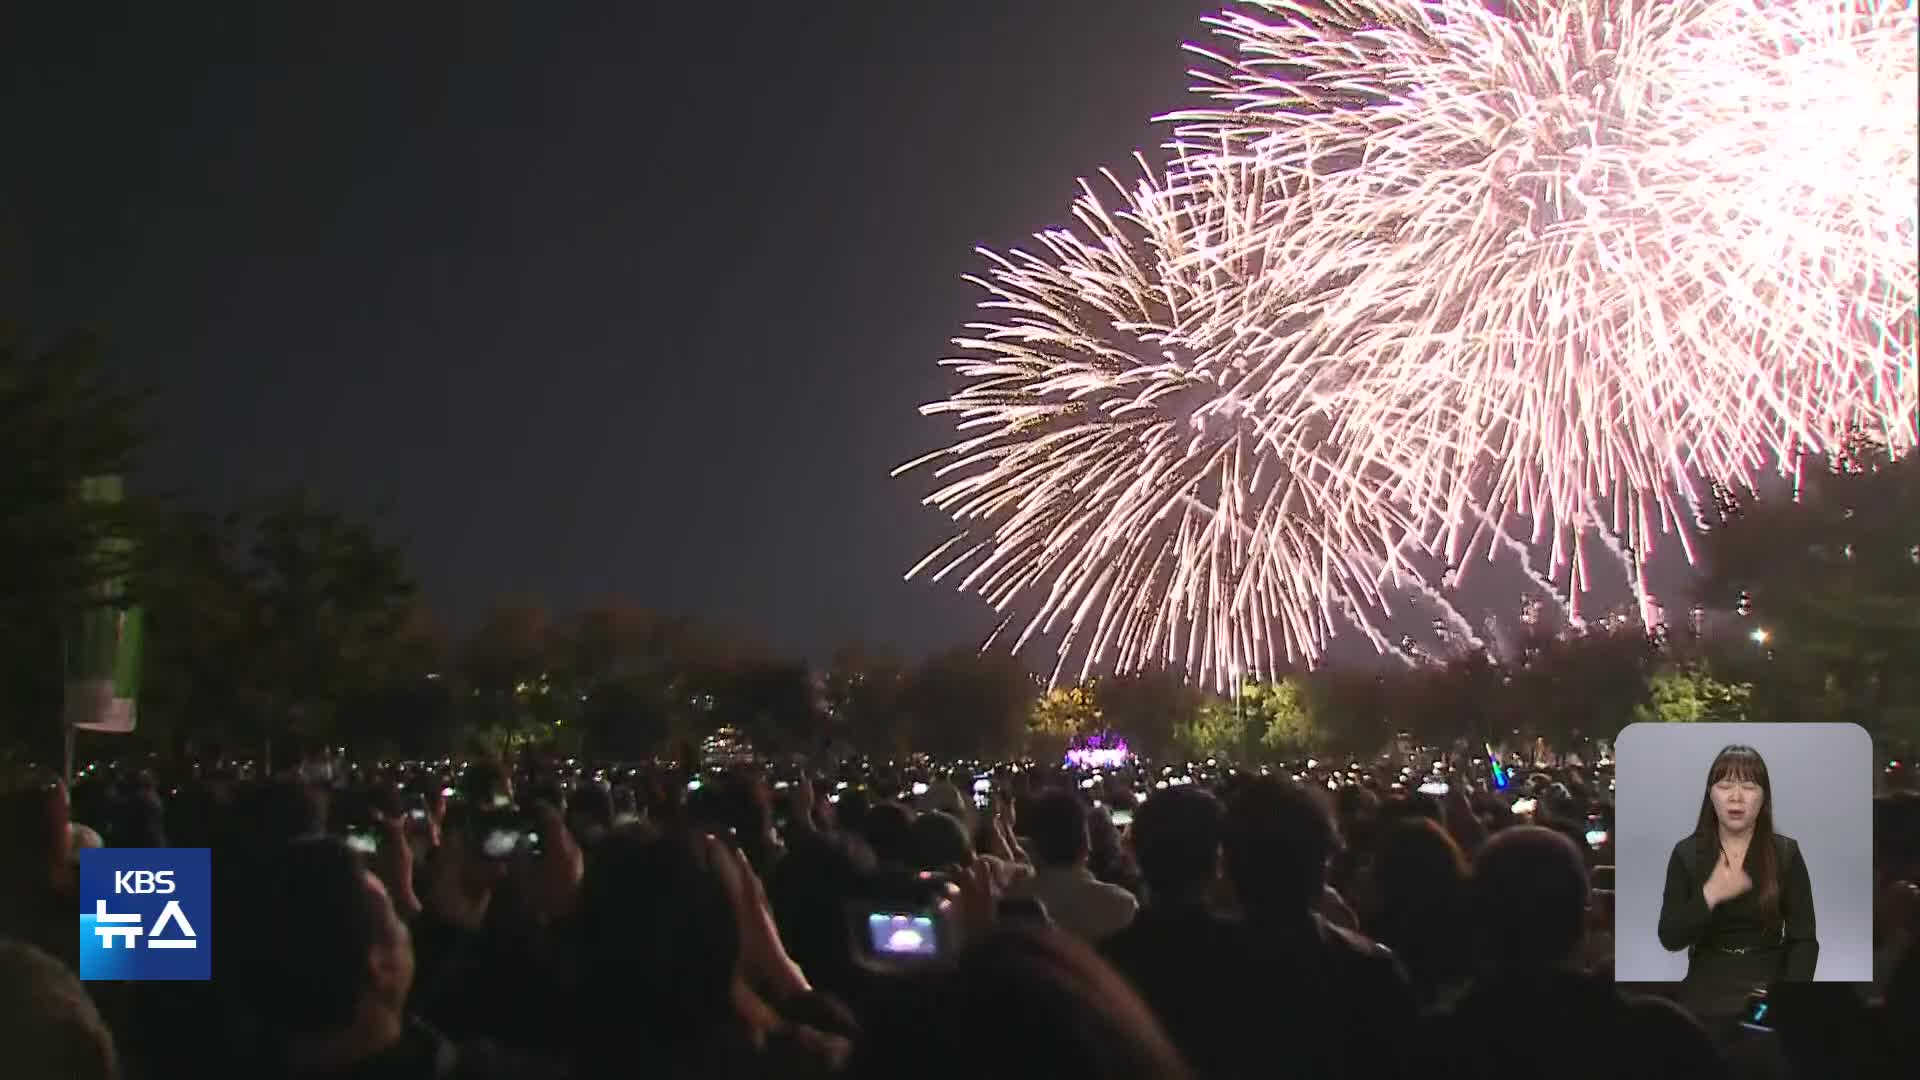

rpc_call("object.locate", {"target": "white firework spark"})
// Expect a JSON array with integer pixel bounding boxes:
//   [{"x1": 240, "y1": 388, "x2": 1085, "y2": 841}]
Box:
[
  {"x1": 905, "y1": 0, "x2": 1917, "y2": 681},
  {"x1": 1164, "y1": 0, "x2": 1918, "y2": 608},
  {"x1": 896, "y1": 156, "x2": 1450, "y2": 686}
]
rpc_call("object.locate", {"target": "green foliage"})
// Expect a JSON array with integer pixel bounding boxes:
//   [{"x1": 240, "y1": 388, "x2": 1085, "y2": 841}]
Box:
[
  {"x1": 0, "y1": 328, "x2": 146, "y2": 753},
  {"x1": 1252, "y1": 678, "x2": 1315, "y2": 756},
  {"x1": 1177, "y1": 696, "x2": 1247, "y2": 761},
  {"x1": 1635, "y1": 664, "x2": 1753, "y2": 724}
]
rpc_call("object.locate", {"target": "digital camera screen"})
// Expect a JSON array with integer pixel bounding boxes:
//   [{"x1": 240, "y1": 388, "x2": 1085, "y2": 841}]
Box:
[
  {"x1": 344, "y1": 832, "x2": 379, "y2": 855},
  {"x1": 481, "y1": 829, "x2": 524, "y2": 859},
  {"x1": 867, "y1": 913, "x2": 938, "y2": 957}
]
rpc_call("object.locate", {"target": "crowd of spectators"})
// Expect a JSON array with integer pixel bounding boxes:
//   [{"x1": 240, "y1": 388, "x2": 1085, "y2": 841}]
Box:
[{"x1": 2, "y1": 752, "x2": 1915, "y2": 1079}]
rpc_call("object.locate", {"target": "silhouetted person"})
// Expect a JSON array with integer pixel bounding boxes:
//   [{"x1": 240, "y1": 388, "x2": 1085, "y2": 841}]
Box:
[
  {"x1": 1087, "y1": 804, "x2": 1144, "y2": 898},
  {"x1": 568, "y1": 826, "x2": 847, "y2": 1080},
  {"x1": 0, "y1": 781, "x2": 75, "y2": 968},
  {"x1": 910, "y1": 808, "x2": 976, "y2": 872},
  {"x1": 1364, "y1": 817, "x2": 1473, "y2": 1008},
  {"x1": 852, "y1": 925, "x2": 1192, "y2": 1080},
  {"x1": 0, "y1": 941, "x2": 117, "y2": 1080},
  {"x1": 1005, "y1": 792, "x2": 1137, "y2": 941},
  {"x1": 861, "y1": 800, "x2": 917, "y2": 870},
  {"x1": 1100, "y1": 786, "x2": 1245, "y2": 1078},
  {"x1": 1210, "y1": 777, "x2": 1415, "y2": 1079},
  {"x1": 1418, "y1": 826, "x2": 1727, "y2": 1080},
  {"x1": 229, "y1": 837, "x2": 551, "y2": 1079}
]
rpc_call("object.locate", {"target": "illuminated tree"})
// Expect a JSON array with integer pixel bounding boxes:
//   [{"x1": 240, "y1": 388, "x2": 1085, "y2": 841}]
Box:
[
  {"x1": 1252, "y1": 678, "x2": 1316, "y2": 758},
  {"x1": 1029, "y1": 684, "x2": 1101, "y2": 759},
  {"x1": 1634, "y1": 664, "x2": 1752, "y2": 725},
  {"x1": 1177, "y1": 696, "x2": 1247, "y2": 762}
]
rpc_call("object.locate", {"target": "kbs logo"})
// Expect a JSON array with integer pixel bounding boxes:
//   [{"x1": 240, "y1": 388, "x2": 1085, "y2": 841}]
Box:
[
  {"x1": 79, "y1": 848, "x2": 211, "y2": 981},
  {"x1": 115, "y1": 870, "x2": 175, "y2": 893}
]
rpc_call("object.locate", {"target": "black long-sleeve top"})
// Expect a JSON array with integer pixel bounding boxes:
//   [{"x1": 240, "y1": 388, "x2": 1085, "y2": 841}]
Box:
[{"x1": 1657, "y1": 832, "x2": 1818, "y2": 980}]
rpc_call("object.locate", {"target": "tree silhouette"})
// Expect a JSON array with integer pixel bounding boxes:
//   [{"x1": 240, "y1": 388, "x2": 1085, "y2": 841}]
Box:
[
  {"x1": 0, "y1": 328, "x2": 145, "y2": 754},
  {"x1": 1697, "y1": 443, "x2": 1918, "y2": 743},
  {"x1": 898, "y1": 649, "x2": 1036, "y2": 762},
  {"x1": 826, "y1": 642, "x2": 908, "y2": 757},
  {"x1": 1096, "y1": 667, "x2": 1204, "y2": 762}
]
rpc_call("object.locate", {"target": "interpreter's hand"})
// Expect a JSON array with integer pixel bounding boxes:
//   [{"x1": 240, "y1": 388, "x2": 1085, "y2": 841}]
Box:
[
  {"x1": 425, "y1": 825, "x2": 507, "y2": 931},
  {"x1": 372, "y1": 816, "x2": 421, "y2": 918},
  {"x1": 1703, "y1": 848, "x2": 1753, "y2": 909},
  {"x1": 519, "y1": 803, "x2": 583, "y2": 924}
]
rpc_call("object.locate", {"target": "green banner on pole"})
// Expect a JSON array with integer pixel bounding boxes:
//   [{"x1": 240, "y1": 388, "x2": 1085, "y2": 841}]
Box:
[{"x1": 63, "y1": 475, "x2": 140, "y2": 733}]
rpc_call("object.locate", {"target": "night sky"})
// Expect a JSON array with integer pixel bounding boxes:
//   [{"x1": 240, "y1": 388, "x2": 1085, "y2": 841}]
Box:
[{"x1": 8, "y1": 1, "x2": 1231, "y2": 661}]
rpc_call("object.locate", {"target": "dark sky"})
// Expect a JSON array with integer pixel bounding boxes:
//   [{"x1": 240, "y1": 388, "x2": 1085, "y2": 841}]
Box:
[{"x1": 7, "y1": 0, "x2": 1229, "y2": 662}]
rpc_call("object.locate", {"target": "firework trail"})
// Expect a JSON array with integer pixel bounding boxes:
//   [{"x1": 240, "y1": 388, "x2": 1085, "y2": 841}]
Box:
[
  {"x1": 905, "y1": 0, "x2": 1918, "y2": 682},
  {"x1": 1473, "y1": 504, "x2": 1570, "y2": 618}
]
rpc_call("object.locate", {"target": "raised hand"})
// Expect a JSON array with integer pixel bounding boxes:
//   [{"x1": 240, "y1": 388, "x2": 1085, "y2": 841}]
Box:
[
  {"x1": 520, "y1": 802, "x2": 583, "y2": 923},
  {"x1": 952, "y1": 858, "x2": 1000, "y2": 946},
  {"x1": 713, "y1": 838, "x2": 810, "y2": 1000},
  {"x1": 425, "y1": 825, "x2": 506, "y2": 931},
  {"x1": 372, "y1": 815, "x2": 420, "y2": 918}
]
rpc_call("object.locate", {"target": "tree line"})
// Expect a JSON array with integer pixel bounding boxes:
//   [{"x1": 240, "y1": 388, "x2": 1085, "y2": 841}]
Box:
[{"x1": 5, "y1": 326, "x2": 1917, "y2": 766}]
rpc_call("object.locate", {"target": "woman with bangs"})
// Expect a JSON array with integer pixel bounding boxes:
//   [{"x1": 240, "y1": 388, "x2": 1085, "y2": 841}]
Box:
[{"x1": 1657, "y1": 744, "x2": 1819, "y2": 1020}]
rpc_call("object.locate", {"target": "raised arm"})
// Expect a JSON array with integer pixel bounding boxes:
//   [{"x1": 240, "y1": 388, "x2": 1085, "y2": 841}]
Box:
[
  {"x1": 1657, "y1": 844, "x2": 1711, "y2": 952},
  {"x1": 1780, "y1": 842, "x2": 1819, "y2": 980}
]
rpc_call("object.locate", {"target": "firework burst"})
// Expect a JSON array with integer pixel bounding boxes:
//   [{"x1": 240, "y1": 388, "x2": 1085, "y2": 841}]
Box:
[
  {"x1": 1165, "y1": 0, "x2": 1918, "y2": 607},
  {"x1": 896, "y1": 156, "x2": 1449, "y2": 684},
  {"x1": 905, "y1": 0, "x2": 1918, "y2": 681}
]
